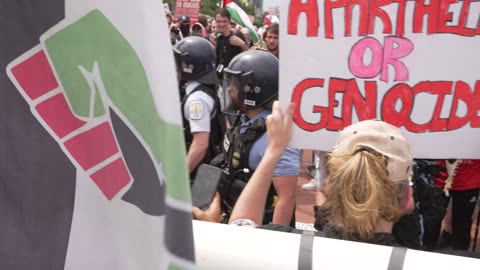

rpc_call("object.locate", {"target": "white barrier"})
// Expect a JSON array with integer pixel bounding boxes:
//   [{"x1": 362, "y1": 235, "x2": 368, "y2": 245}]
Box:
[{"x1": 193, "y1": 221, "x2": 480, "y2": 269}]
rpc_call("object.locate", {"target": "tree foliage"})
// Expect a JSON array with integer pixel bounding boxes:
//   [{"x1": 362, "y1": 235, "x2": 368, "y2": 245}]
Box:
[{"x1": 200, "y1": 0, "x2": 221, "y2": 16}]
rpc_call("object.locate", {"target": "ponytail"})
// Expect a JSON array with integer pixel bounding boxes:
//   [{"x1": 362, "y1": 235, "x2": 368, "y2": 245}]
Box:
[{"x1": 324, "y1": 146, "x2": 407, "y2": 241}]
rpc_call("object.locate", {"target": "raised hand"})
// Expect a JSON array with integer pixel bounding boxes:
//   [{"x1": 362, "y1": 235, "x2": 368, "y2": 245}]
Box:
[
  {"x1": 209, "y1": 33, "x2": 218, "y2": 48},
  {"x1": 192, "y1": 192, "x2": 221, "y2": 223},
  {"x1": 229, "y1": 35, "x2": 247, "y2": 51},
  {"x1": 266, "y1": 101, "x2": 295, "y2": 153}
]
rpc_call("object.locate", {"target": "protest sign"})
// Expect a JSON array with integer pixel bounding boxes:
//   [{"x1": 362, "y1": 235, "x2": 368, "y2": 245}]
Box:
[
  {"x1": 174, "y1": 0, "x2": 202, "y2": 22},
  {"x1": 2, "y1": 0, "x2": 194, "y2": 269},
  {"x1": 280, "y1": 0, "x2": 480, "y2": 158}
]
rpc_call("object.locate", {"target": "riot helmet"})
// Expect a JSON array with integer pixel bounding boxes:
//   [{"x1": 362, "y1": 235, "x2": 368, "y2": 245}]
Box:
[
  {"x1": 222, "y1": 50, "x2": 278, "y2": 114},
  {"x1": 173, "y1": 36, "x2": 218, "y2": 85}
]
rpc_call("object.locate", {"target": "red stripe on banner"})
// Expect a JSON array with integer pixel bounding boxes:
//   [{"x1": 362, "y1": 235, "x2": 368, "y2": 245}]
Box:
[
  {"x1": 90, "y1": 158, "x2": 131, "y2": 200},
  {"x1": 35, "y1": 94, "x2": 86, "y2": 139},
  {"x1": 64, "y1": 122, "x2": 119, "y2": 170},
  {"x1": 10, "y1": 50, "x2": 58, "y2": 100}
]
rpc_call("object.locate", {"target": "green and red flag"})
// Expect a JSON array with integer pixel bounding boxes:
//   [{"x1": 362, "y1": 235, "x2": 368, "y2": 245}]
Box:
[
  {"x1": 1, "y1": 1, "x2": 194, "y2": 269},
  {"x1": 222, "y1": 1, "x2": 259, "y2": 44}
]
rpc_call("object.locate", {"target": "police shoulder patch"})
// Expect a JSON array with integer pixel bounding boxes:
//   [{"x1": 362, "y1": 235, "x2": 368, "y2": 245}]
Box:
[{"x1": 189, "y1": 101, "x2": 204, "y2": 120}]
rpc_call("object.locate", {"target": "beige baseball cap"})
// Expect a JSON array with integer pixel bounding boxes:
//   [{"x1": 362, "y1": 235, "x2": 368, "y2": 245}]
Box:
[{"x1": 332, "y1": 120, "x2": 413, "y2": 182}]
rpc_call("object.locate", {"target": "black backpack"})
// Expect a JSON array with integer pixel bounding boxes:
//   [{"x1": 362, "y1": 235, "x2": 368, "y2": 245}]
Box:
[{"x1": 181, "y1": 84, "x2": 226, "y2": 164}]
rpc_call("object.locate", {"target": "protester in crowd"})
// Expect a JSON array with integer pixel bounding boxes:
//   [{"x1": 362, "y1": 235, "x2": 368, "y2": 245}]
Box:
[
  {"x1": 197, "y1": 15, "x2": 209, "y2": 30},
  {"x1": 433, "y1": 159, "x2": 480, "y2": 250},
  {"x1": 212, "y1": 50, "x2": 300, "y2": 226},
  {"x1": 231, "y1": 118, "x2": 416, "y2": 246},
  {"x1": 264, "y1": 23, "x2": 279, "y2": 58},
  {"x1": 191, "y1": 22, "x2": 207, "y2": 37},
  {"x1": 240, "y1": 28, "x2": 252, "y2": 48},
  {"x1": 166, "y1": 12, "x2": 173, "y2": 28},
  {"x1": 226, "y1": 101, "x2": 297, "y2": 226},
  {"x1": 166, "y1": 12, "x2": 180, "y2": 45},
  {"x1": 209, "y1": 19, "x2": 217, "y2": 34},
  {"x1": 193, "y1": 103, "x2": 480, "y2": 258},
  {"x1": 251, "y1": 23, "x2": 279, "y2": 58},
  {"x1": 257, "y1": 24, "x2": 267, "y2": 41},
  {"x1": 312, "y1": 120, "x2": 417, "y2": 245},
  {"x1": 397, "y1": 159, "x2": 448, "y2": 250},
  {"x1": 173, "y1": 37, "x2": 224, "y2": 179},
  {"x1": 208, "y1": 8, "x2": 248, "y2": 81},
  {"x1": 178, "y1": 15, "x2": 191, "y2": 38}
]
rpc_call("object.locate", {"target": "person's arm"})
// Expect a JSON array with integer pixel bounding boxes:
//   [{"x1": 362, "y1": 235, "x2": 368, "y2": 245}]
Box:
[
  {"x1": 229, "y1": 35, "x2": 248, "y2": 51},
  {"x1": 187, "y1": 132, "x2": 209, "y2": 173},
  {"x1": 272, "y1": 175, "x2": 297, "y2": 225},
  {"x1": 229, "y1": 101, "x2": 295, "y2": 225},
  {"x1": 208, "y1": 33, "x2": 218, "y2": 48},
  {"x1": 192, "y1": 192, "x2": 221, "y2": 223}
]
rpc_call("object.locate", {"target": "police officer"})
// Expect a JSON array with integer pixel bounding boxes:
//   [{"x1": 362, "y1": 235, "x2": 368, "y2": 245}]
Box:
[
  {"x1": 219, "y1": 50, "x2": 300, "y2": 225},
  {"x1": 174, "y1": 36, "x2": 224, "y2": 177}
]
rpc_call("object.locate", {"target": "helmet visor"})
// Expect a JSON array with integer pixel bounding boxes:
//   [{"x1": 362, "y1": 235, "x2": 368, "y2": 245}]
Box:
[
  {"x1": 173, "y1": 49, "x2": 183, "y2": 82},
  {"x1": 222, "y1": 72, "x2": 246, "y2": 115}
]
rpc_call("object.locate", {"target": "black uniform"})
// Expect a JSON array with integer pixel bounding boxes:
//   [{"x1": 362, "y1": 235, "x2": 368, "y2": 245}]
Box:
[{"x1": 215, "y1": 31, "x2": 246, "y2": 80}]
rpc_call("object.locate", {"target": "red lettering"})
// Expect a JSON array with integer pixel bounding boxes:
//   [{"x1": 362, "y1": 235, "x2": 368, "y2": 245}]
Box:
[
  {"x1": 437, "y1": 0, "x2": 458, "y2": 33},
  {"x1": 404, "y1": 82, "x2": 432, "y2": 132},
  {"x1": 369, "y1": 0, "x2": 393, "y2": 35},
  {"x1": 342, "y1": 80, "x2": 377, "y2": 127},
  {"x1": 288, "y1": 0, "x2": 320, "y2": 37},
  {"x1": 413, "y1": 0, "x2": 440, "y2": 34},
  {"x1": 381, "y1": 83, "x2": 413, "y2": 127},
  {"x1": 292, "y1": 78, "x2": 480, "y2": 133},
  {"x1": 347, "y1": 0, "x2": 370, "y2": 36},
  {"x1": 470, "y1": 81, "x2": 480, "y2": 127},
  {"x1": 448, "y1": 0, "x2": 476, "y2": 36},
  {"x1": 448, "y1": 81, "x2": 473, "y2": 130},
  {"x1": 477, "y1": 18, "x2": 480, "y2": 35},
  {"x1": 324, "y1": 0, "x2": 369, "y2": 38},
  {"x1": 291, "y1": 78, "x2": 327, "y2": 131},
  {"x1": 430, "y1": 81, "x2": 453, "y2": 131},
  {"x1": 395, "y1": 0, "x2": 407, "y2": 36},
  {"x1": 435, "y1": 0, "x2": 476, "y2": 36},
  {"x1": 324, "y1": 0, "x2": 346, "y2": 39},
  {"x1": 327, "y1": 78, "x2": 347, "y2": 130}
]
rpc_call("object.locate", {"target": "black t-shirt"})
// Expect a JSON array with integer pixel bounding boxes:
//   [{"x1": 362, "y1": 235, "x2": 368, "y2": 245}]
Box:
[{"x1": 215, "y1": 31, "x2": 245, "y2": 80}]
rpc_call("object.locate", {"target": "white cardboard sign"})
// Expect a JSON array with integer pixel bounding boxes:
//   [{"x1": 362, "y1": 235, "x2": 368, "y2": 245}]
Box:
[{"x1": 280, "y1": 0, "x2": 480, "y2": 158}]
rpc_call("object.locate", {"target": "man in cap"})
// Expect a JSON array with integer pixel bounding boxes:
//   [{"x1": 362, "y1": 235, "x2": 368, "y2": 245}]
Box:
[{"x1": 178, "y1": 15, "x2": 191, "y2": 38}]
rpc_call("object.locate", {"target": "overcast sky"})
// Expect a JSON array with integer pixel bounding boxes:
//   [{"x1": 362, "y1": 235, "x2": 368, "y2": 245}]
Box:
[{"x1": 263, "y1": 0, "x2": 279, "y2": 11}]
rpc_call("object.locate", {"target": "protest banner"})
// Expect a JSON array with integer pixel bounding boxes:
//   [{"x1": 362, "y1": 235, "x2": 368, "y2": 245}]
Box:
[
  {"x1": 174, "y1": 0, "x2": 202, "y2": 22},
  {"x1": 193, "y1": 221, "x2": 480, "y2": 269},
  {"x1": 280, "y1": 0, "x2": 480, "y2": 158},
  {"x1": 1, "y1": 0, "x2": 194, "y2": 269}
]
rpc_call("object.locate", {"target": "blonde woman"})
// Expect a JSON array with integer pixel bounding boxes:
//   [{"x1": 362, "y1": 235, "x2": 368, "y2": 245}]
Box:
[
  {"x1": 317, "y1": 120, "x2": 415, "y2": 245},
  {"x1": 229, "y1": 114, "x2": 415, "y2": 247}
]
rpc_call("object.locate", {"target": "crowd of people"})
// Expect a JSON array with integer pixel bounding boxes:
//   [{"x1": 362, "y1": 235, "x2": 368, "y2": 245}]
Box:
[{"x1": 169, "y1": 8, "x2": 480, "y2": 258}]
